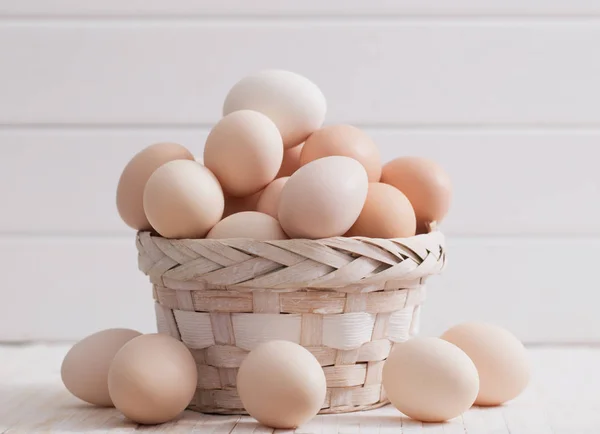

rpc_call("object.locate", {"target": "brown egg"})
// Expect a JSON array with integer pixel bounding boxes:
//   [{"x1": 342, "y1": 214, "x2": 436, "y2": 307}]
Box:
[
  {"x1": 300, "y1": 125, "x2": 381, "y2": 182},
  {"x1": 278, "y1": 156, "x2": 368, "y2": 239},
  {"x1": 207, "y1": 211, "x2": 287, "y2": 240},
  {"x1": 381, "y1": 157, "x2": 452, "y2": 230},
  {"x1": 204, "y1": 110, "x2": 283, "y2": 197},
  {"x1": 223, "y1": 190, "x2": 263, "y2": 218},
  {"x1": 276, "y1": 144, "x2": 303, "y2": 178},
  {"x1": 116, "y1": 143, "x2": 194, "y2": 230},
  {"x1": 61, "y1": 328, "x2": 141, "y2": 407},
  {"x1": 256, "y1": 177, "x2": 289, "y2": 218},
  {"x1": 143, "y1": 160, "x2": 224, "y2": 239},
  {"x1": 346, "y1": 183, "x2": 416, "y2": 238},
  {"x1": 108, "y1": 334, "x2": 197, "y2": 425}
]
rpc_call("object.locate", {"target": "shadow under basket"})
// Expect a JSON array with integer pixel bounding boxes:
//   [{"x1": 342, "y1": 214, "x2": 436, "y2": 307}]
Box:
[{"x1": 136, "y1": 230, "x2": 446, "y2": 415}]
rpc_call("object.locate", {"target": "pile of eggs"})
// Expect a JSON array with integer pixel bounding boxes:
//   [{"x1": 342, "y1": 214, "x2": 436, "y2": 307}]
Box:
[
  {"x1": 116, "y1": 69, "x2": 452, "y2": 240},
  {"x1": 62, "y1": 322, "x2": 530, "y2": 428}
]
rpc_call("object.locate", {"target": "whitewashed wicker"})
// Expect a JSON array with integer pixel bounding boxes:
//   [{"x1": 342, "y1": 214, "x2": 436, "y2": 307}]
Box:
[{"x1": 136, "y1": 230, "x2": 446, "y2": 414}]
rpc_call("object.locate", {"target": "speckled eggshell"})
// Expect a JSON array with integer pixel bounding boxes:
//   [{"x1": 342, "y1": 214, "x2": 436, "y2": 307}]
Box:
[
  {"x1": 108, "y1": 334, "x2": 197, "y2": 425},
  {"x1": 206, "y1": 211, "x2": 288, "y2": 240},
  {"x1": 237, "y1": 340, "x2": 326, "y2": 429},
  {"x1": 143, "y1": 160, "x2": 224, "y2": 239},
  {"x1": 346, "y1": 183, "x2": 416, "y2": 238},
  {"x1": 223, "y1": 70, "x2": 326, "y2": 148},
  {"x1": 116, "y1": 143, "x2": 194, "y2": 230},
  {"x1": 381, "y1": 157, "x2": 452, "y2": 232},
  {"x1": 382, "y1": 337, "x2": 479, "y2": 423},
  {"x1": 204, "y1": 110, "x2": 283, "y2": 197},
  {"x1": 278, "y1": 156, "x2": 368, "y2": 239},
  {"x1": 61, "y1": 328, "x2": 141, "y2": 407},
  {"x1": 301, "y1": 125, "x2": 381, "y2": 182},
  {"x1": 276, "y1": 144, "x2": 304, "y2": 178},
  {"x1": 256, "y1": 177, "x2": 289, "y2": 218},
  {"x1": 441, "y1": 322, "x2": 531, "y2": 406}
]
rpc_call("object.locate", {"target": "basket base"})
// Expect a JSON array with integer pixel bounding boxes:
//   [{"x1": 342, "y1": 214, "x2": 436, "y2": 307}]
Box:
[{"x1": 188, "y1": 399, "x2": 390, "y2": 416}]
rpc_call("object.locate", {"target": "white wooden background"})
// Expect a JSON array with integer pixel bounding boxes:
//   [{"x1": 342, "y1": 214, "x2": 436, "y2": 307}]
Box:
[{"x1": 1, "y1": 1, "x2": 599, "y2": 343}]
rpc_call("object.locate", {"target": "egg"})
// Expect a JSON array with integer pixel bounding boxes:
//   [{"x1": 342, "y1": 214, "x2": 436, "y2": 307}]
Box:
[
  {"x1": 441, "y1": 322, "x2": 530, "y2": 406},
  {"x1": 204, "y1": 110, "x2": 283, "y2": 197},
  {"x1": 206, "y1": 211, "x2": 288, "y2": 240},
  {"x1": 143, "y1": 160, "x2": 224, "y2": 239},
  {"x1": 278, "y1": 156, "x2": 368, "y2": 239},
  {"x1": 237, "y1": 340, "x2": 326, "y2": 429},
  {"x1": 346, "y1": 183, "x2": 416, "y2": 238},
  {"x1": 116, "y1": 143, "x2": 194, "y2": 230},
  {"x1": 276, "y1": 144, "x2": 303, "y2": 178},
  {"x1": 256, "y1": 177, "x2": 289, "y2": 219},
  {"x1": 301, "y1": 125, "x2": 381, "y2": 182},
  {"x1": 381, "y1": 157, "x2": 452, "y2": 232},
  {"x1": 223, "y1": 190, "x2": 263, "y2": 218},
  {"x1": 223, "y1": 70, "x2": 326, "y2": 148},
  {"x1": 108, "y1": 334, "x2": 197, "y2": 425},
  {"x1": 61, "y1": 328, "x2": 141, "y2": 407},
  {"x1": 382, "y1": 337, "x2": 479, "y2": 422}
]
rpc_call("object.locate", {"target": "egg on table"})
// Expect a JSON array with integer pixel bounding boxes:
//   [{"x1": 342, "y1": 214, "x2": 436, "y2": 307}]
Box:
[
  {"x1": 442, "y1": 322, "x2": 530, "y2": 406},
  {"x1": 108, "y1": 334, "x2": 197, "y2": 425},
  {"x1": 204, "y1": 110, "x2": 283, "y2": 197},
  {"x1": 206, "y1": 211, "x2": 288, "y2": 240},
  {"x1": 116, "y1": 143, "x2": 194, "y2": 230},
  {"x1": 301, "y1": 125, "x2": 381, "y2": 182},
  {"x1": 382, "y1": 337, "x2": 479, "y2": 422},
  {"x1": 61, "y1": 328, "x2": 141, "y2": 407},
  {"x1": 278, "y1": 156, "x2": 368, "y2": 239},
  {"x1": 223, "y1": 69, "x2": 326, "y2": 148},
  {"x1": 143, "y1": 160, "x2": 224, "y2": 239}
]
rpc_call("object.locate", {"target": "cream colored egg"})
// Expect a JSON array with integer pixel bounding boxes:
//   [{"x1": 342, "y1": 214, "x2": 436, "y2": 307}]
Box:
[
  {"x1": 116, "y1": 143, "x2": 194, "y2": 230},
  {"x1": 276, "y1": 144, "x2": 303, "y2": 178},
  {"x1": 278, "y1": 156, "x2": 368, "y2": 239},
  {"x1": 441, "y1": 322, "x2": 530, "y2": 406},
  {"x1": 382, "y1": 337, "x2": 479, "y2": 422},
  {"x1": 301, "y1": 125, "x2": 382, "y2": 182},
  {"x1": 61, "y1": 328, "x2": 141, "y2": 407},
  {"x1": 223, "y1": 70, "x2": 326, "y2": 148},
  {"x1": 256, "y1": 177, "x2": 289, "y2": 218},
  {"x1": 346, "y1": 183, "x2": 416, "y2": 238},
  {"x1": 143, "y1": 160, "x2": 224, "y2": 239},
  {"x1": 108, "y1": 334, "x2": 197, "y2": 425},
  {"x1": 223, "y1": 190, "x2": 263, "y2": 218},
  {"x1": 381, "y1": 157, "x2": 452, "y2": 233},
  {"x1": 206, "y1": 211, "x2": 287, "y2": 240},
  {"x1": 204, "y1": 110, "x2": 283, "y2": 197},
  {"x1": 237, "y1": 340, "x2": 326, "y2": 429}
]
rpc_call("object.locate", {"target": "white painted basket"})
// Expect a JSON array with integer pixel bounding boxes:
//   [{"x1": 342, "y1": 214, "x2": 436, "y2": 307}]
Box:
[{"x1": 136, "y1": 230, "x2": 446, "y2": 414}]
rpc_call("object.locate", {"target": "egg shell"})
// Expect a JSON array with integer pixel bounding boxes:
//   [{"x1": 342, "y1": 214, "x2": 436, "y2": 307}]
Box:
[
  {"x1": 223, "y1": 190, "x2": 263, "y2": 218},
  {"x1": 346, "y1": 183, "x2": 416, "y2": 238},
  {"x1": 223, "y1": 70, "x2": 326, "y2": 148},
  {"x1": 441, "y1": 322, "x2": 530, "y2": 406},
  {"x1": 381, "y1": 157, "x2": 452, "y2": 230},
  {"x1": 256, "y1": 177, "x2": 289, "y2": 218},
  {"x1": 206, "y1": 211, "x2": 287, "y2": 240},
  {"x1": 382, "y1": 337, "x2": 479, "y2": 423},
  {"x1": 108, "y1": 334, "x2": 197, "y2": 425},
  {"x1": 301, "y1": 125, "x2": 381, "y2": 182},
  {"x1": 61, "y1": 328, "x2": 141, "y2": 407},
  {"x1": 278, "y1": 156, "x2": 368, "y2": 239},
  {"x1": 276, "y1": 144, "x2": 303, "y2": 178},
  {"x1": 116, "y1": 143, "x2": 194, "y2": 230},
  {"x1": 204, "y1": 110, "x2": 283, "y2": 197},
  {"x1": 237, "y1": 340, "x2": 326, "y2": 429},
  {"x1": 143, "y1": 160, "x2": 224, "y2": 239}
]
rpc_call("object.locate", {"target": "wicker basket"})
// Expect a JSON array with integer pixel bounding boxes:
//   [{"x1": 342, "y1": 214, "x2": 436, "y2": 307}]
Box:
[{"x1": 136, "y1": 230, "x2": 446, "y2": 415}]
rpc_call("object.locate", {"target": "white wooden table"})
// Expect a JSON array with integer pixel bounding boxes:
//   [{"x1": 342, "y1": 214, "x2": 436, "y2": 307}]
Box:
[{"x1": 0, "y1": 344, "x2": 597, "y2": 433}]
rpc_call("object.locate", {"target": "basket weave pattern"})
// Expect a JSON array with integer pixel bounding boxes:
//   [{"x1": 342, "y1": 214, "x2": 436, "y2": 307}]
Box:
[{"x1": 136, "y1": 231, "x2": 446, "y2": 414}]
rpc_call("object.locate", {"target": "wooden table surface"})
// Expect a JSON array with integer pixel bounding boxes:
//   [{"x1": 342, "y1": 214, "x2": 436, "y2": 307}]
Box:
[{"x1": 0, "y1": 344, "x2": 597, "y2": 433}]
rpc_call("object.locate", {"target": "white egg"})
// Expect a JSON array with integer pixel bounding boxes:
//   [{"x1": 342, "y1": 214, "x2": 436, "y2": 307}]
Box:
[{"x1": 223, "y1": 69, "x2": 326, "y2": 149}]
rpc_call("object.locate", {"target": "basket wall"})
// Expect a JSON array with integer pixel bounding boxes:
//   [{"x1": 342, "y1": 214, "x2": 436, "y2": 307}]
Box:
[{"x1": 137, "y1": 231, "x2": 446, "y2": 414}]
